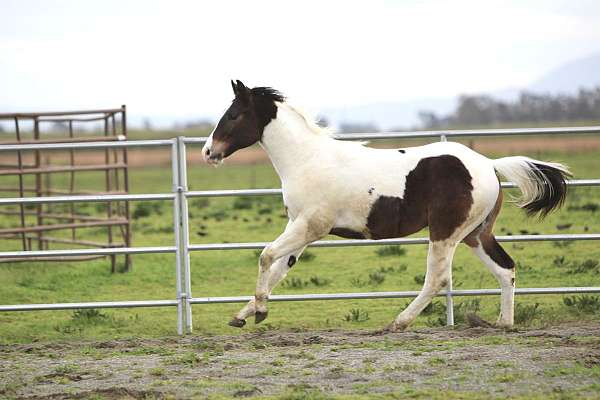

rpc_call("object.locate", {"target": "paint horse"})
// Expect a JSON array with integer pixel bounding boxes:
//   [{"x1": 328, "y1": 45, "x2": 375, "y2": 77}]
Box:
[{"x1": 202, "y1": 80, "x2": 570, "y2": 331}]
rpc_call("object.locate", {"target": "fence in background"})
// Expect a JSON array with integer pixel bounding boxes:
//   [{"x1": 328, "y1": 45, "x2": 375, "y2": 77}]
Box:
[
  {"x1": 1, "y1": 126, "x2": 600, "y2": 334},
  {"x1": 0, "y1": 107, "x2": 132, "y2": 272}
]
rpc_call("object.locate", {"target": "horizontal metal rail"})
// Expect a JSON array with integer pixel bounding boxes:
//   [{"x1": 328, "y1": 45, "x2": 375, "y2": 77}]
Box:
[
  {"x1": 4, "y1": 287, "x2": 597, "y2": 312},
  {"x1": 0, "y1": 163, "x2": 127, "y2": 176},
  {"x1": 0, "y1": 299, "x2": 179, "y2": 312},
  {"x1": 0, "y1": 246, "x2": 176, "y2": 259},
  {"x1": 185, "y1": 179, "x2": 600, "y2": 198},
  {"x1": 0, "y1": 193, "x2": 174, "y2": 205},
  {"x1": 0, "y1": 178, "x2": 593, "y2": 206},
  {"x1": 3, "y1": 125, "x2": 599, "y2": 152},
  {"x1": 334, "y1": 126, "x2": 600, "y2": 141},
  {"x1": 0, "y1": 108, "x2": 125, "y2": 119},
  {"x1": 190, "y1": 286, "x2": 600, "y2": 304},
  {"x1": 187, "y1": 234, "x2": 600, "y2": 252},
  {"x1": 2, "y1": 234, "x2": 597, "y2": 259},
  {"x1": 0, "y1": 139, "x2": 174, "y2": 152}
]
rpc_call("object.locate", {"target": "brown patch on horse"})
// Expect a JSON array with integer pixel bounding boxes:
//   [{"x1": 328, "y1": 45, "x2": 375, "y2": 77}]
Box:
[
  {"x1": 329, "y1": 227, "x2": 366, "y2": 239},
  {"x1": 366, "y1": 155, "x2": 474, "y2": 241},
  {"x1": 464, "y1": 191, "x2": 515, "y2": 270}
]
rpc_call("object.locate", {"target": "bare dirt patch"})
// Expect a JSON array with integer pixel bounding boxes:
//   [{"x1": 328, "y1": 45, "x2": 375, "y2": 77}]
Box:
[{"x1": 2, "y1": 323, "x2": 600, "y2": 399}]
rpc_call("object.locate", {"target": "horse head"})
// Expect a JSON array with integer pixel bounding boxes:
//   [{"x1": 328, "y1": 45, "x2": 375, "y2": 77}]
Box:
[{"x1": 202, "y1": 80, "x2": 284, "y2": 165}]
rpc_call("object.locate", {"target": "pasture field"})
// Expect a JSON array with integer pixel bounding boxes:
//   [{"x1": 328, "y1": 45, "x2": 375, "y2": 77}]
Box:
[{"x1": 0, "y1": 143, "x2": 600, "y2": 399}]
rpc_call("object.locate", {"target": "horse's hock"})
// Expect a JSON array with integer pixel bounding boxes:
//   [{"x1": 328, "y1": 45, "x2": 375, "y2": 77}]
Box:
[{"x1": 0, "y1": 107, "x2": 132, "y2": 272}]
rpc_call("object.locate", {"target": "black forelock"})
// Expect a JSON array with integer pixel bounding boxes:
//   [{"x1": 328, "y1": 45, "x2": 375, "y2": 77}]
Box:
[{"x1": 250, "y1": 87, "x2": 286, "y2": 103}]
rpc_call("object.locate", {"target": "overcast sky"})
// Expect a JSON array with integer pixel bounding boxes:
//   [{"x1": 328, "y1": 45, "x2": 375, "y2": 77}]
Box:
[{"x1": 2, "y1": 0, "x2": 600, "y2": 124}]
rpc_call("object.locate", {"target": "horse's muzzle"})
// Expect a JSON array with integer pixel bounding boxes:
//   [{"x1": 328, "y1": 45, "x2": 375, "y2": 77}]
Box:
[{"x1": 202, "y1": 145, "x2": 223, "y2": 166}]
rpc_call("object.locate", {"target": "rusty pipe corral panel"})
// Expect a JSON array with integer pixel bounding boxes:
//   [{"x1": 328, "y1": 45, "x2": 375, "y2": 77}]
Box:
[{"x1": 0, "y1": 107, "x2": 132, "y2": 272}]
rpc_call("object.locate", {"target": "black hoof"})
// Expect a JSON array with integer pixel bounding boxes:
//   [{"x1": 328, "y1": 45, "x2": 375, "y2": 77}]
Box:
[
  {"x1": 228, "y1": 318, "x2": 246, "y2": 328},
  {"x1": 255, "y1": 311, "x2": 268, "y2": 324}
]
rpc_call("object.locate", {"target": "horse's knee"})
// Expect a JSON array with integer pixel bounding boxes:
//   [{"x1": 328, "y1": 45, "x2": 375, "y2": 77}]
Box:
[{"x1": 259, "y1": 249, "x2": 275, "y2": 270}]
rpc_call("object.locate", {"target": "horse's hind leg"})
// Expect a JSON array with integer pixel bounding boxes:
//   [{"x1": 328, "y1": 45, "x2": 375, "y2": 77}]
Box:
[
  {"x1": 229, "y1": 247, "x2": 306, "y2": 327},
  {"x1": 464, "y1": 192, "x2": 515, "y2": 327},
  {"x1": 470, "y1": 237, "x2": 515, "y2": 327},
  {"x1": 389, "y1": 239, "x2": 458, "y2": 331}
]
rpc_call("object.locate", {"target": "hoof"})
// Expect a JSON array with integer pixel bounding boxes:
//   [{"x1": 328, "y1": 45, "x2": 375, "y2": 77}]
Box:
[
  {"x1": 228, "y1": 318, "x2": 246, "y2": 328},
  {"x1": 255, "y1": 310, "x2": 268, "y2": 324},
  {"x1": 381, "y1": 321, "x2": 409, "y2": 333}
]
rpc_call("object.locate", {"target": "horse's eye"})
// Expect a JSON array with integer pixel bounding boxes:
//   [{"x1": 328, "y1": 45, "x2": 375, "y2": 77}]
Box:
[{"x1": 227, "y1": 112, "x2": 238, "y2": 120}]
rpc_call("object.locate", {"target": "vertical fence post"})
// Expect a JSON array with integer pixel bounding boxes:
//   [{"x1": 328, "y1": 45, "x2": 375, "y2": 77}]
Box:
[
  {"x1": 177, "y1": 137, "x2": 193, "y2": 333},
  {"x1": 171, "y1": 139, "x2": 185, "y2": 335},
  {"x1": 439, "y1": 133, "x2": 455, "y2": 326}
]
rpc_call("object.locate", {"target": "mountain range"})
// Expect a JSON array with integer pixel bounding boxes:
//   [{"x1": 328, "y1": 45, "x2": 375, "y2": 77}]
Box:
[{"x1": 320, "y1": 51, "x2": 600, "y2": 130}]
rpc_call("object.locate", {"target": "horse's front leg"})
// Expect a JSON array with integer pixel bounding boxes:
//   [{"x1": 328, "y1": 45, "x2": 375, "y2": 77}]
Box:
[
  {"x1": 253, "y1": 218, "x2": 319, "y2": 324},
  {"x1": 229, "y1": 246, "x2": 306, "y2": 327}
]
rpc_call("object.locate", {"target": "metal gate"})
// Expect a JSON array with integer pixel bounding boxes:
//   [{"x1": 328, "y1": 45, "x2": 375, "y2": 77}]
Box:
[{"x1": 1, "y1": 127, "x2": 600, "y2": 335}]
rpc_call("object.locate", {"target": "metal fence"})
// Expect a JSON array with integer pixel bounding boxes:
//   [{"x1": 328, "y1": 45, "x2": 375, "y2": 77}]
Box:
[{"x1": 1, "y1": 127, "x2": 600, "y2": 335}]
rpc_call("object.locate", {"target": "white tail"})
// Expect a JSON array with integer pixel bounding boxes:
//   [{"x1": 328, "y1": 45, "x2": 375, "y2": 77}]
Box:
[{"x1": 492, "y1": 156, "x2": 571, "y2": 217}]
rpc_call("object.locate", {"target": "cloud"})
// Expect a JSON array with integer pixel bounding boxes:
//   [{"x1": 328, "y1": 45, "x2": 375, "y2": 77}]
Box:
[{"x1": 1, "y1": 0, "x2": 599, "y2": 122}]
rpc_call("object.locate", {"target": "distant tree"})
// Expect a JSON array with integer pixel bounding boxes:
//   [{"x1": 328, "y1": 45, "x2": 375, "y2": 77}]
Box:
[
  {"x1": 183, "y1": 119, "x2": 214, "y2": 132},
  {"x1": 418, "y1": 111, "x2": 442, "y2": 129},
  {"x1": 142, "y1": 118, "x2": 153, "y2": 131},
  {"x1": 418, "y1": 86, "x2": 600, "y2": 128}
]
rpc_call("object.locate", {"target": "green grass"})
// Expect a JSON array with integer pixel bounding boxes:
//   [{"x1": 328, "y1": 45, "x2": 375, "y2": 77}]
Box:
[{"x1": 0, "y1": 147, "x2": 599, "y2": 342}]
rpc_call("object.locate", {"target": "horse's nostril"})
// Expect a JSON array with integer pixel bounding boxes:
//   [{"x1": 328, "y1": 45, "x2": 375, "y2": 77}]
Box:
[{"x1": 206, "y1": 148, "x2": 211, "y2": 156}]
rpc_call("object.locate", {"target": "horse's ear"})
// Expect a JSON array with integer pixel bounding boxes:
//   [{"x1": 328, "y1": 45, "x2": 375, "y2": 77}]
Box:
[
  {"x1": 235, "y1": 80, "x2": 247, "y2": 90},
  {"x1": 231, "y1": 80, "x2": 237, "y2": 95},
  {"x1": 234, "y1": 80, "x2": 251, "y2": 103}
]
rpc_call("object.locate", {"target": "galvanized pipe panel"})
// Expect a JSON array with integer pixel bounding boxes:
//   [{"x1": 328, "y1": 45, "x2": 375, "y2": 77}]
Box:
[
  {"x1": 0, "y1": 246, "x2": 176, "y2": 259},
  {"x1": 189, "y1": 286, "x2": 600, "y2": 304},
  {"x1": 0, "y1": 193, "x2": 175, "y2": 205},
  {"x1": 0, "y1": 139, "x2": 174, "y2": 152},
  {"x1": 187, "y1": 233, "x2": 600, "y2": 252},
  {"x1": 0, "y1": 299, "x2": 178, "y2": 312}
]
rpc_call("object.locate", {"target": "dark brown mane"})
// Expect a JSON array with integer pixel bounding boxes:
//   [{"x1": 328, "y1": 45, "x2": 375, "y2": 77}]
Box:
[{"x1": 250, "y1": 87, "x2": 286, "y2": 104}]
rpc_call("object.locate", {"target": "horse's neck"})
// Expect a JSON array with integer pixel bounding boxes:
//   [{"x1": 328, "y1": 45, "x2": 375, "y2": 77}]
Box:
[{"x1": 260, "y1": 105, "x2": 329, "y2": 180}]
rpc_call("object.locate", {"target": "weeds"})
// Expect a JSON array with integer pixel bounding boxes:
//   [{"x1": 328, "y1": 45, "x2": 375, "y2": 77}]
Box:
[
  {"x1": 368, "y1": 271, "x2": 386, "y2": 285},
  {"x1": 149, "y1": 367, "x2": 165, "y2": 377},
  {"x1": 309, "y1": 276, "x2": 331, "y2": 287},
  {"x1": 563, "y1": 295, "x2": 600, "y2": 313},
  {"x1": 553, "y1": 256, "x2": 567, "y2": 268},
  {"x1": 552, "y1": 241, "x2": 574, "y2": 248},
  {"x1": 133, "y1": 201, "x2": 164, "y2": 219},
  {"x1": 281, "y1": 277, "x2": 308, "y2": 289},
  {"x1": 54, "y1": 364, "x2": 79, "y2": 374},
  {"x1": 301, "y1": 251, "x2": 316, "y2": 262},
  {"x1": 190, "y1": 198, "x2": 210, "y2": 209},
  {"x1": 350, "y1": 277, "x2": 366, "y2": 288},
  {"x1": 378, "y1": 264, "x2": 407, "y2": 274},
  {"x1": 168, "y1": 352, "x2": 203, "y2": 367},
  {"x1": 375, "y1": 245, "x2": 406, "y2": 257},
  {"x1": 71, "y1": 309, "x2": 108, "y2": 325},
  {"x1": 514, "y1": 302, "x2": 541, "y2": 325},
  {"x1": 282, "y1": 276, "x2": 331, "y2": 289},
  {"x1": 232, "y1": 196, "x2": 255, "y2": 210},
  {"x1": 344, "y1": 308, "x2": 370, "y2": 323},
  {"x1": 414, "y1": 274, "x2": 425, "y2": 285},
  {"x1": 567, "y1": 259, "x2": 599, "y2": 274},
  {"x1": 568, "y1": 202, "x2": 599, "y2": 213}
]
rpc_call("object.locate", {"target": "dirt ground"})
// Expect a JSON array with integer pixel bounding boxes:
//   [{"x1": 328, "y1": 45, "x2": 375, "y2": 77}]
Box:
[{"x1": 1, "y1": 323, "x2": 600, "y2": 399}]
